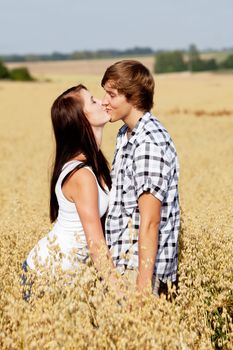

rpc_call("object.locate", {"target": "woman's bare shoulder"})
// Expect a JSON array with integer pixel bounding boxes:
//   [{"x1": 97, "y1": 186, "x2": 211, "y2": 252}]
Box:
[{"x1": 67, "y1": 167, "x2": 97, "y2": 187}]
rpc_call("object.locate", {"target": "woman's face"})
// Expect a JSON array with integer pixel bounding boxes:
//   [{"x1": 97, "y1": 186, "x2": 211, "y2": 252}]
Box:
[{"x1": 80, "y1": 89, "x2": 110, "y2": 127}]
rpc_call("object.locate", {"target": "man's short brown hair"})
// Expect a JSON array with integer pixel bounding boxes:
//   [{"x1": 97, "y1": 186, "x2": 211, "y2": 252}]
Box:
[{"x1": 101, "y1": 60, "x2": 154, "y2": 112}]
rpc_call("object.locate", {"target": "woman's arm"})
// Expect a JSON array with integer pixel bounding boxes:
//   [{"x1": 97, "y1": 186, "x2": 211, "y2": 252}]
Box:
[{"x1": 64, "y1": 168, "x2": 115, "y2": 274}]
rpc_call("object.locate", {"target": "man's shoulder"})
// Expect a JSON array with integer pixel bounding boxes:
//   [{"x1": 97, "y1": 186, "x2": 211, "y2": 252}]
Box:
[
  {"x1": 138, "y1": 114, "x2": 171, "y2": 144},
  {"x1": 135, "y1": 114, "x2": 178, "y2": 161}
]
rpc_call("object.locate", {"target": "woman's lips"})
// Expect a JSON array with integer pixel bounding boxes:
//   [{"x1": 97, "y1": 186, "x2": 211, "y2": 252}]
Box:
[{"x1": 105, "y1": 108, "x2": 112, "y2": 113}]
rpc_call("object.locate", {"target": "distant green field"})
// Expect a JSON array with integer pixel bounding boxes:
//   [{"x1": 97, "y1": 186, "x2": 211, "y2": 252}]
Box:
[
  {"x1": 200, "y1": 50, "x2": 233, "y2": 62},
  {"x1": 181, "y1": 50, "x2": 233, "y2": 63}
]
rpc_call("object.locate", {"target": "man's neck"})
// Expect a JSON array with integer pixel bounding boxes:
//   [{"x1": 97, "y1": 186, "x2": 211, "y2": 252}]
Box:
[{"x1": 122, "y1": 108, "x2": 144, "y2": 132}]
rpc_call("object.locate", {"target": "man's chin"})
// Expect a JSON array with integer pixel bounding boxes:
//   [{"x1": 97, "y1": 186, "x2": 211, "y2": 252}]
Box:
[
  {"x1": 106, "y1": 112, "x2": 117, "y2": 123},
  {"x1": 109, "y1": 115, "x2": 116, "y2": 123}
]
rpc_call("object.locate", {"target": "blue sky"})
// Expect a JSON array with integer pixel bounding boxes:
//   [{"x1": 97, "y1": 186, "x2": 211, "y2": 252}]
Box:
[{"x1": 1, "y1": 0, "x2": 233, "y2": 54}]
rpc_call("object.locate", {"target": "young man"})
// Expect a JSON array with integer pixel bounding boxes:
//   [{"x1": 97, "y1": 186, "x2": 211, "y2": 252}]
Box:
[{"x1": 101, "y1": 60, "x2": 180, "y2": 295}]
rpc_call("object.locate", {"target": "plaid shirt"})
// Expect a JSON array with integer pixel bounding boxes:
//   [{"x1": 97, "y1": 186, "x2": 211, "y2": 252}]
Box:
[{"x1": 105, "y1": 112, "x2": 180, "y2": 283}]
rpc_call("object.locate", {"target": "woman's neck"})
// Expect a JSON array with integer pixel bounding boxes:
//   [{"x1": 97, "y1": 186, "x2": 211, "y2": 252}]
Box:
[{"x1": 92, "y1": 126, "x2": 104, "y2": 149}]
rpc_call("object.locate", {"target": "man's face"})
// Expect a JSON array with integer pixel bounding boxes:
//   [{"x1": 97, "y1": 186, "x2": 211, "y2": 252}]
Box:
[{"x1": 102, "y1": 81, "x2": 133, "y2": 123}]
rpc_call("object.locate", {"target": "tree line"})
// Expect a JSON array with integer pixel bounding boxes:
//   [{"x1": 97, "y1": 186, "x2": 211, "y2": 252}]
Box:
[
  {"x1": 154, "y1": 44, "x2": 233, "y2": 73},
  {"x1": 1, "y1": 45, "x2": 233, "y2": 80},
  {"x1": 0, "y1": 62, "x2": 34, "y2": 81},
  {"x1": 0, "y1": 47, "x2": 154, "y2": 63}
]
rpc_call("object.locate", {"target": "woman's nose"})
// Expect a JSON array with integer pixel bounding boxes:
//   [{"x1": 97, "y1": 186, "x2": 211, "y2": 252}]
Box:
[
  {"x1": 101, "y1": 94, "x2": 109, "y2": 107},
  {"x1": 95, "y1": 98, "x2": 101, "y2": 105}
]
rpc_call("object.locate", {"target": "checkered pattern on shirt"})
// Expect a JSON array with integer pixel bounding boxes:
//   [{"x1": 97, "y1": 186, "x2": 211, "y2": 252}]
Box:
[{"x1": 105, "y1": 112, "x2": 180, "y2": 283}]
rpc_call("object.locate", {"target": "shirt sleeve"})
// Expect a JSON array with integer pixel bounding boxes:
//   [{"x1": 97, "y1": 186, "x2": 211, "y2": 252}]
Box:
[{"x1": 132, "y1": 142, "x2": 171, "y2": 202}]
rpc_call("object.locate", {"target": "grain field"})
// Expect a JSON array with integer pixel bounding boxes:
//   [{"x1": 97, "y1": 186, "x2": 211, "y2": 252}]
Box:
[{"x1": 0, "y1": 65, "x2": 232, "y2": 349}]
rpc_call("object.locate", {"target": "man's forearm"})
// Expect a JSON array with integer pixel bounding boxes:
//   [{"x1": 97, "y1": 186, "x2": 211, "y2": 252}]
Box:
[
  {"x1": 137, "y1": 192, "x2": 161, "y2": 293},
  {"x1": 137, "y1": 223, "x2": 159, "y2": 292}
]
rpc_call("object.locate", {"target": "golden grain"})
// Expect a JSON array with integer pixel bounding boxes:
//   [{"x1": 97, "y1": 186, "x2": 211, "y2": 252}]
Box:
[{"x1": 0, "y1": 70, "x2": 232, "y2": 349}]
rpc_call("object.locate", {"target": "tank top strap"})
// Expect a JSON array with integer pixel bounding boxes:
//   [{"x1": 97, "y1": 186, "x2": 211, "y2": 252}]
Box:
[
  {"x1": 57, "y1": 160, "x2": 103, "y2": 191},
  {"x1": 58, "y1": 160, "x2": 84, "y2": 184}
]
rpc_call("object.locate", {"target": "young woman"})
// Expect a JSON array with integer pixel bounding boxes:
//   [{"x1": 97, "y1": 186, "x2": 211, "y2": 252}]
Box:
[{"x1": 25, "y1": 84, "x2": 114, "y2": 274}]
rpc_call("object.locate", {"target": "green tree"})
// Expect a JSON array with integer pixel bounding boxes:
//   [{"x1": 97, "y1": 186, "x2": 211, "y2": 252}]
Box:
[
  {"x1": 187, "y1": 44, "x2": 218, "y2": 72},
  {"x1": 188, "y1": 44, "x2": 200, "y2": 72},
  {"x1": 0, "y1": 60, "x2": 10, "y2": 79},
  {"x1": 9, "y1": 67, "x2": 34, "y2": 81},
  {"x1": 220, "y1": 53, "x2": 233, "y2": 69},
  {"x1": 191, "y1": 58, "x2": 218, "y2": 72},
  {"x1": 204, "y1": 59, "x2": 218, "y2": 71},
  {"x1": 155, "y1": 51, "x2": 187, "y2": 73}
]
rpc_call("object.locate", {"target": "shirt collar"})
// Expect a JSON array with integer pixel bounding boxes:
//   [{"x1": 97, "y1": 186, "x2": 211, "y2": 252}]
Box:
[{"x1": 117, "y1": 111, "x2": 152, "y2": 145}]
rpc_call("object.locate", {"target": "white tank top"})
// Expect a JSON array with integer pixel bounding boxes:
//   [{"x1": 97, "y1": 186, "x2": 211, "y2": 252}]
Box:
[{"x1": 27, "y1": 160, "x2": 109, "y2": 271}]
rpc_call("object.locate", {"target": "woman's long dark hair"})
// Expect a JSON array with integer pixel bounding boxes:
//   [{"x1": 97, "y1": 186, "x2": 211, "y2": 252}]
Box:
[{"x1": 50, "y1": 84, "x2": 111, "y2": 222}]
